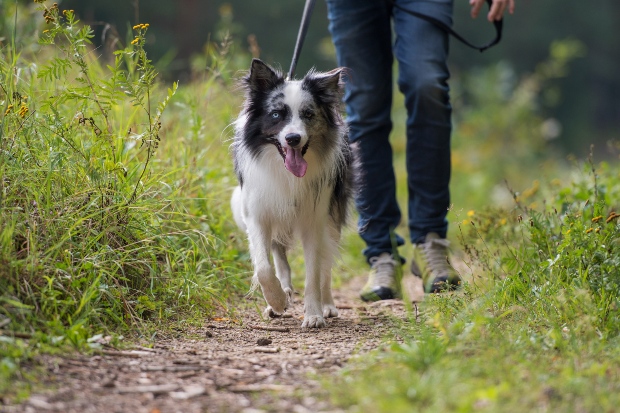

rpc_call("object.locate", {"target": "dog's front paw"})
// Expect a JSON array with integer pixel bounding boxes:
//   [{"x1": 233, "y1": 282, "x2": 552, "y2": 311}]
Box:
[
  {"x1": 301, "y1": 315, "x2": 326, "y2": 328},
  {"x1": 322, "y1": 304, "x2": 339, "y2": 318},
  {"x1": 263, "y1": 305, "x2": 282, "y2": 318},
  {"x1": 262, "y1": 285, "x2": 288, "y2": 314}
]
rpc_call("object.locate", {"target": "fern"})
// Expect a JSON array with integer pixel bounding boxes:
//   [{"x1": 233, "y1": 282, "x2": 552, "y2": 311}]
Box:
[{"x1": 37, "y1": 57, "x2": 71, "y2": 81}]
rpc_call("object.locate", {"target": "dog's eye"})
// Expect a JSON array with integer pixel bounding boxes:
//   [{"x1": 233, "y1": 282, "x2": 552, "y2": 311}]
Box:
[
  {"x1": 270, "y1": 111, "x2": 280, "y2": 119},
  {"x1": 302, "y1": 111, "x2": 314, "y2": 120}
]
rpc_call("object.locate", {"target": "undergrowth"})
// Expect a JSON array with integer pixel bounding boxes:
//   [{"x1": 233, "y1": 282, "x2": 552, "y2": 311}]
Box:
[
  {"x1": 327, "y1": 41, "x2": 620, "y2": 413},
  {"x1": 0, "y1": 2, "x2": 248, "y2": 397},
  {"x1": 330, "y1": 147, "x2": 620, "y2": 412}
]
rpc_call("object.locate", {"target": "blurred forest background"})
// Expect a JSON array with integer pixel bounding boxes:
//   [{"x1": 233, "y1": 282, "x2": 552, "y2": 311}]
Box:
[{"x1": 4, "y1": 0, "x2": 620, "y2": 156}]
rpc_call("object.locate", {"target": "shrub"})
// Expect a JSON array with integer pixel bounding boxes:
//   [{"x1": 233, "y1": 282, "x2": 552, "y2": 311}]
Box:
[{"x1": 0, "y1": 2, "x2": 246, "y2": 347}]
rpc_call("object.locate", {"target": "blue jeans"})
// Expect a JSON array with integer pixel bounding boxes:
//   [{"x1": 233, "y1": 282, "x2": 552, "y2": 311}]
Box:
[{"x1": 326, "y1": 0, "x2": 453, "y2": 262}]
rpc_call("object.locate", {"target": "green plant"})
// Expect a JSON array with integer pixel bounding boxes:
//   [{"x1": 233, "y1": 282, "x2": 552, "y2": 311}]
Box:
[
  {"x1": 0, "y1": 3, "x2": 249, "y2": 397},
  {"x1": 329, "y1": 159, "x2": 620, "y2": 413}
]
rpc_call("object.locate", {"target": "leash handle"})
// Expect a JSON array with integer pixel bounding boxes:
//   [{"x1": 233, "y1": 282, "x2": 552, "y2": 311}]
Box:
[
  {"x1": 288, "y1": 0, "x2": 317, "y2": 80},
  {"x1": 391, "y1": 0, "x2": 503, "y2": 52}
]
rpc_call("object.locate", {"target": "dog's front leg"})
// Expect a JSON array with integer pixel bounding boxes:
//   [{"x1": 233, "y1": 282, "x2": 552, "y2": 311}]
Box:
[
  {"x1": 272, "y1": 241, "x2": 294, "y2": 306},
  {"x1": 320, "y1": 251, "x2": 338, "y2": 319},
  {"x1": 320, "y1": 225, "x2": 340, "y2": 318},
  {"x1": 301, "y1": 226, "x2": 326, "y2": 328},
  {"x1": 246, "y1": 219, "x2": 288, "y2": 316}
]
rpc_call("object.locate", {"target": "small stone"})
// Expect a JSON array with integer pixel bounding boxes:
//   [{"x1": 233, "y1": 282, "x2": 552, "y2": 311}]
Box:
[
  {"x1": 205, "y1": 331, "x2": 213, "y2": 338},
  {"x1": 256, "y1": 338, "x2": 272, "y2": 346}
]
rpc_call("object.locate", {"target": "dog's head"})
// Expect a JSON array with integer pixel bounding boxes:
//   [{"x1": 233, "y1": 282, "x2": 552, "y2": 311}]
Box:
[{"x1": 239, "y1": 59, "x2": 346, "y2": 178}]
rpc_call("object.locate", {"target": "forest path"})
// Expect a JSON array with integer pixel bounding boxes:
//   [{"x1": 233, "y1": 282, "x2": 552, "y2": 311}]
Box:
[{"x1": 4, "y1": 276, "x2": 424, "y2": 413}]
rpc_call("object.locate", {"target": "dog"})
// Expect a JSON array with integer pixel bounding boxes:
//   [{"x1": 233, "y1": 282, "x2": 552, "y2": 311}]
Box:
[{"x1": 230, "y1": 59, "x2": 355, "y2": 328}]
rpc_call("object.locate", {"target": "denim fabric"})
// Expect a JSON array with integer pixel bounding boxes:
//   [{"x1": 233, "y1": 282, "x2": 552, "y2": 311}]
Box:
[{"x1": 326, "y1": 0, "x2": 453, "y2": 261}]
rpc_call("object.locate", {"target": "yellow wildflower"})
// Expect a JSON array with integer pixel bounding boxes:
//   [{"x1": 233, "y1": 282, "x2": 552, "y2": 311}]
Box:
[
  {"x1": 585, "y1": 228, "x2": 593, "y2": 234},
  {"x1": 592, "y1": 216, "x2": 603, "y2": 223},
  {"x1": 467, "y1": 210, "x2": 475, "y2": 217},
  {"x1": 522, "y1": 180, "x2": 540, "y2": 199},
  {"x1": 19, "y1": 105, "x2": 29, "y2": 118},
  {"x1": 606, "y1": 212, "x2": 620, "y2": 223}
]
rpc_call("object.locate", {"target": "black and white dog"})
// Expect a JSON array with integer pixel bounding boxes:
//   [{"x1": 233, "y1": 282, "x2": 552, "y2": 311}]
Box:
[{"x1": 230, "y1": 59, "x2": 355, "y2": 328}]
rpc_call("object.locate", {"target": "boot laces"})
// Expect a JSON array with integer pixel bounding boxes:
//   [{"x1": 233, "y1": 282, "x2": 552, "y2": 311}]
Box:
[
  {"x1": 420, "y1": 238, "x2": 452, "y2": 278},
  {"x1": 369, "y1": 253, "x2": 398, "y2": 287}
]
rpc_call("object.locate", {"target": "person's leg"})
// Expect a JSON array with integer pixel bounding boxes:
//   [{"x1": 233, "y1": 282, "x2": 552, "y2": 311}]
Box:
[
  {"x1": 393, "y1": 0, "x2": 460, "y2": 292},
  {"x1": 327, "y1": 0, "x2": 405, "y2": 262},
  {"x1": 393, "y1": 0, "x2": 453, "y2": 244}
]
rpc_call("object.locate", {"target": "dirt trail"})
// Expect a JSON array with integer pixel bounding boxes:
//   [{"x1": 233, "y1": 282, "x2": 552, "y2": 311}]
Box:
[{"x1": 2, "y1": 276, "x2": 424, "y2": 413}]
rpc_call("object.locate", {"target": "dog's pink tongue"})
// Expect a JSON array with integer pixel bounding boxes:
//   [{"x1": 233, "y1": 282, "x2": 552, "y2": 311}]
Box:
[{"x1": 284, "y1": 147, "x2": 307, "y2": 177}]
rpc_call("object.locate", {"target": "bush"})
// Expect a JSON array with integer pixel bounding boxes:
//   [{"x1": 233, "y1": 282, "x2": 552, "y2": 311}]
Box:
[{"x1": 0, "y1": 2, "x2": 247, "y2": 348}]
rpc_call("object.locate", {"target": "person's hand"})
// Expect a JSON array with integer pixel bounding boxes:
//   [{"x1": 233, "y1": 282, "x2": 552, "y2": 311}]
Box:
[{"x1": 470, "y1": 0, "x2": 515, "y2": 22}]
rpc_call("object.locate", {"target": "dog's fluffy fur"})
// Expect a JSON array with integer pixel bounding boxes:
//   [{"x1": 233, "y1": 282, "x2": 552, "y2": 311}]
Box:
[{"x1": 230, "y1": 59, "x2": 354, "y2": 328}]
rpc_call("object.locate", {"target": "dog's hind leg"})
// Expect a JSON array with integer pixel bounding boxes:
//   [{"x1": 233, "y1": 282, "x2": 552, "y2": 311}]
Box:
[
  {"x1": 320, "y1": 260, "x2": 338, "y2": 319},
  {"x1": 320, "y1": 226, "x2": 339, "y2": 318},
  {"x1": 230, "y1": 186, "x2": 247, "y2": 232},
  {"x1": 301, "y1": 226, "x2": 327, "y2": 328},
  {"x1": 246, "y1": 220, "x2": 288, "y2": 316},
  {"x1": 272, "y1": 241, "x2": 294, "y2": 307}
]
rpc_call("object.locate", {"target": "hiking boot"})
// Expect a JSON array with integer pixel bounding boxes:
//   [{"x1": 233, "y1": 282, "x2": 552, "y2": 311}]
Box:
[
  {"x1": 411, "y1": 232, "x2": 461, "y2": 293},
  {"x1": 360, "y1": 253, "x2": 401, "y2": 302}
]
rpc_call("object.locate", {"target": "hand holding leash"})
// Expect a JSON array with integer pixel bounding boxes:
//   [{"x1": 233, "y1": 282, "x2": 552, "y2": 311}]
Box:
[
  {"x1": 390, "y1": 0, "x2": 505, "y2": 52},
  {"x1": 470, "y1": 0, "x2": 515, "y2": 22}
]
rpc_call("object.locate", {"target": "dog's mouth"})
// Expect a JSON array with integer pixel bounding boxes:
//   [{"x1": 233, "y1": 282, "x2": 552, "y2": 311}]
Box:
[{"x1": 272, "y1": 141, "x2": 309, "y2": 178}]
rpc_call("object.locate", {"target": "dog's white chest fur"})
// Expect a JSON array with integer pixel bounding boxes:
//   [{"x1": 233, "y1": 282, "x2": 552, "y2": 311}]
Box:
[{"x1": 235, "y1": 148, "x2": 333, "y2": 242}]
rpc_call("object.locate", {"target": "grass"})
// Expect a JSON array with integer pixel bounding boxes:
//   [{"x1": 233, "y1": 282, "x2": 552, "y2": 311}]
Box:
[
  {"x1": 0, "y1": 2, "x2": 250, "y2": 399},
  {"x1": 331, "y1": 187, "x2": 620, "y2": 411},
  {"x1": 328, "y1": 108, "x2": 620, "y2": 413},
  {"x1": 1, "y1": 3, "x2": 619, "y2": 411}
]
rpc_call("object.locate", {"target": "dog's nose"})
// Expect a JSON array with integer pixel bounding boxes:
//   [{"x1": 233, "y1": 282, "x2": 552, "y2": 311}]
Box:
[{"x1": 285, "y1": 133, "x2": 301, "y2": 147}]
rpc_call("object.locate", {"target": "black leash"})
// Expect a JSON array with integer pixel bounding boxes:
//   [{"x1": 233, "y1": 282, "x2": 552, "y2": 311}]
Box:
[
  {"x1": 287, "y1": 0, "x2": 503, "y2": 79},
  {"x1": 287, "y1": 0, "x2": 317, "y2": 80},
  {"x1": 390, "y1": 0, "x2": 503, "y2": 53}
]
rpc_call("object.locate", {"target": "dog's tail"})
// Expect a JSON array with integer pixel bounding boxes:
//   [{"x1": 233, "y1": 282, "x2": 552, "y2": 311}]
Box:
[{"x1": 230, "y1": 186, "x2": 247, "y2": 232}]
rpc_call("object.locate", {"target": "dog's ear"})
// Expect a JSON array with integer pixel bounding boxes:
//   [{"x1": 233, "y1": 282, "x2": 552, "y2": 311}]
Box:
[
  {"x1": 246, "y1": 59, "x2": 282, "y2": 92},
  {"x1": 303, "y1": 68, "x2": 348, "y2": 127},
  {"x1": 302, "y1": 67, "x2": 347, "y2": 107},
  {"x1": 307, "y1": 68, "x2": 346, "y2": 94}
]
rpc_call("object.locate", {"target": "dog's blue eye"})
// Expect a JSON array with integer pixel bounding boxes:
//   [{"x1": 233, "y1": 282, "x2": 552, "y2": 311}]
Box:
[{"x1": 270, "y1": 111, "x2": 280, "y2": 119}]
